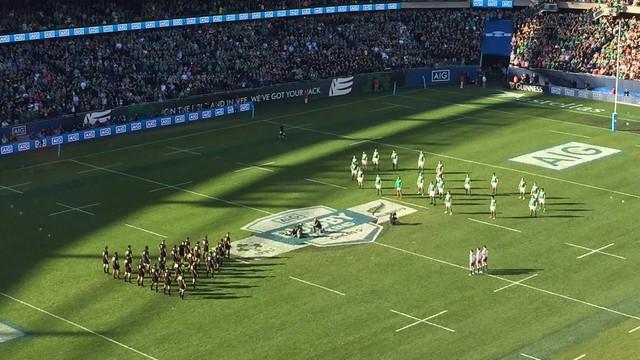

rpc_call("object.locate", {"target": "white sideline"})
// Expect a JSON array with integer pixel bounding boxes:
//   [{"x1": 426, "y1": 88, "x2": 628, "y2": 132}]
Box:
[
  {"x1": 628, "y1": 324, "x2": 640, "y2": 333},
  {"x1": 273, "y1": 120, "x2": 640, "y2": 200},
  {"x1": 0, "y1": 182, "x2": 31, "y2": 195},
  {"x1": 390, "y1": 309, "x2": 454, "y2": 333},
  {"x1": 467, "y1": 218, "x2": 522, "y2": 233},
  {"x1": 78, "y1": 163, "x2": 122, "y2": 174},
  {"x1": 565, "y1": 242, "x2": 626, "y2": 260},
  {"x1": 0, "y1": 291, "x2": 158, "y2": 360},
  {"x1": 520, "y1": 353, "x2": 542, "y2": 360},
  {"x1": 548, "y1": 130, "x2": 591, "y2": 139},
  {"x1": 493, "y1": 274, "x2": 538, "y2": 293},
  {"x1": 288, "y1": 276, "x2": 345, "y2": 296},
  {"x1": 304, "y1": 178, "x2": 347, "y2": 189},
  {"x1": 124, "y1": 224, "x2": 168, "y2": 239},
  {"x1": 573, "y1": 354, "x2": 586, "y2": 360},
  {"x1": 370, "y1": 104, "x2": 401, "y2": 113},
  {"x1": 374, "y1": 242, "x2": 640, "y2": 323},
  {"x1": 69, "y1": 159, "x2": 274, "y2": 215}
]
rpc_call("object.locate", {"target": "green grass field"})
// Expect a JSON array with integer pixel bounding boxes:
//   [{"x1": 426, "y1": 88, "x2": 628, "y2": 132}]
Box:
[{"x1": 1, "y1": 85, "x2": 640, "y2": 360}]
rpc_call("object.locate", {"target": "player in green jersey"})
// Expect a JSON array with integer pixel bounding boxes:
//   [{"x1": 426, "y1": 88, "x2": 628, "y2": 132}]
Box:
[
  {"x1": 372, "y1": 149, "x2": 380, "y2": 171},
  {"x1": 530, "y1": 182, "x2": 539, "y2": 199},
  {"x1": 361, "y1": 151, "x2": 368, "y2": 171},
  {"x1": 417, "y1": 172, "x2": 425, "y2": 196},
  {"x1": 357, "y1": 167, "x2": 365, "y2": 189},
  {"x1": 428, "y1": 181, "x2": 436, "y2": 205},
  {"x1": 518, "y1": 177, "x2": 527, "y2": 200},
  {"x1": 436, "y1": 176, "x2": 445, "y2": 199},
  {"x1": 490, "y1": 173, "x2": 499, "y2": 195},
  {"x1": 436, "y1": 160, "x2": 444, "y2": 178},
  {"x1": 489, "y1": 196, "x2": 497, "y2": 220},
  {"x1": 418, "y1": 151, "x2": 426, "y2": 171},
  {"x1": 391, "y1": 150, "x2": 399, "y2": 170},
  {"x1": 464, "y1": 174, "x2": 472, "y2": 197},
  {"x1": 375, "y1": 174, "x2": 382, "y2": 196},
  {"x1": 529, "y1": 196, "x2": 538, "y2": 217},
  {"x1": 350, "y1": 155, "x2": 358, "y2": 180},
  {"x1": 538, "y1": 188, "x2": 546, "y2": 212},
  {"x1": 395, "y1": 176, "x2": 403, "y2": 199},
  {"x1": 444, "y1": 191, "x2": 453, "y2": 215}
]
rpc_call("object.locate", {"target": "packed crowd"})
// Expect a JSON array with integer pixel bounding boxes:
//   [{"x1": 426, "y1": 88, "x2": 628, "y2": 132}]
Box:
[
  {"x1": 0, "y1": 0, "x2": 391, "y2": 35},
  {"x1": 0, "y1": 9, "x2": 500, "y2": 126},
  {"x1": 101, "y1": 234, "x2": 233, "y2": 299},
  {"x1": 511, "y1": 8, "x2": 640, "y2": 80}
]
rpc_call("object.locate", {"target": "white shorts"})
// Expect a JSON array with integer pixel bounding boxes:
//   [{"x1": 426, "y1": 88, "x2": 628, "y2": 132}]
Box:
[
  {"x1": 539, "y1": 199, "x2": 546, "y2": 205},
  {"x1": 519, "y1": 186, "x2": 526, "y2": 193},
  {"x1": 445, "y1": 202, "x2": 452, "y2": 208},
  {"x1": 418, "y1": 160, "x2": 425, "y2": 168},
  {"x1": 429, "y1": 190, "x2": 435, "y2": 197},
  {"x1": 357, "y1": 177, "x2": 364, "y2": 183},
  {"x1": 492, "y1": 183, "x2": 498, "y2": 189},
  {"x1": 392, "y1": 159, "x2": 398, "y2": 165},
  {"x1": 438, "y1": 188, "x2": 444, "y2": 194},
  {"x1": 375, "y1": 184, "x2": 381, "y2": 190},
  {"x1": 396, "y1": 187, "x2": 402, "y2": 191},
  {"x1": 490, "y1": 205, "x2": 496, "y2": 212},
  {"x1": 417, "y1": 183, "x2": 423, "y2": 189},
  {"x1": 362, "y1": 160, "x2": 367, "y2": 166},
  {"x1": 351, "y1": 169, "x2": 357, "y2": 176},
  {"x1": 464, "y1": 184, "x2": 471, "y2": 190},
  {"x1": 529, "y1": 205, "x2": 537, "y2": 211},
  {"x1": 372, "y1": 158, "x2": 379, "y2": 164}
]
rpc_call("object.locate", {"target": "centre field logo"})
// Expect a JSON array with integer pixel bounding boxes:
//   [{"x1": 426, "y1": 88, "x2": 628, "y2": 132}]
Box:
[
  {"x1": 231, "y1": 200, "x2": 416, "y2": 258},
  {"x1": 510, "y1": 142, "x2": 620, "y2": 170}
]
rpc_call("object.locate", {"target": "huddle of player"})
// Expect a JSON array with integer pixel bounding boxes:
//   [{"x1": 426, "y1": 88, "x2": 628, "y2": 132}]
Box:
[
  {"x1": 469, "y1": 246, "x2": 488, "y2": 275},
  {"x1": 101, "y1": 233, "x2": 233, "y2": 300},
  {"x1": 518, "y1": 177, "x2": 547, "y2": 217}
]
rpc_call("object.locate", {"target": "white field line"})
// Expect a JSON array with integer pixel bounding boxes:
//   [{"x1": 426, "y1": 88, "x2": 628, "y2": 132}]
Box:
[
  {"x1": 441, "y1": 117, "x2": 469, "y2": 125},
  {"x1": 304, "y1": 178, "x2": 347, "y2": 189},
  {"x1": 78, "y1": 163, "x2": 122, "y2": 174},
  {"x1": 234, "y1": 161, "x2": 275, "y2": 173},
  {"x1": 381, "y1": 196, "x2": 431, "y2": 210},
  {"x1": 273, "y1": 121, "x2": 640, "y2": 200},
  {"x1": 384, "y1": 102, "x2": 414, "y2": 109},
  {"x1": 566, "y1": 242, "x2": 625, "y2": 260},
  {"x1": 390, "y1": 309, "x2": 455, "y2": 333},
  {"x1": 165, "y1": 146, "x2": 203, "y2": 156},
  {"x1": 124, "y1": 224, "x2": 168, "y2": 239},
  {"x1": 467, "y1": 218, "x2": 522, "y2": 233},
  {"x1": 375, "y1": 242, "x2": 640, "y2": 322},
  {"x1": 573, "y1": 355, "x2": 586, "y2": 360},
  {"x1": 0, "y1": 182, "x2": 31, "y2": 194},
  {"x1": 548, "y1": 130, "x2": 592, "y2": 139},
  {"x1": 370, "y1": 104, "x2": 401, "y2": 112},
  {"x1": 232, "y1": 257, "x2": 251, "y2": 264},
  {"x1": 148, "y1": 180, "x2": 194, "y2": 193},
  {"x1": 349, "y1": 137, "x2": 383, "y2": 146},
  {"x1": 69, "y1": 159, "x2": 273, "y2": 215},
  {"x1": 520, "y1": 353, "x2": 542, "y2": 360},
  {"x1": 49, "y1": 202, "x2": 101, "y2": 216},
  {"x1": 288, "y1": 276, "x2": 345, "y2": 296},
  {"x1": 1, "y1": 91, "x2": 420, "y2": 176},
  {"x1": 493, "y1": 274, "x2": 538, "y2": 293},
  {"x1": 0, "y1": 292, "x2": 158, "y2": 360},
  {"x1": 575, "y1": 243, "x2": 619, "y2": 259},
  {"x1": 628, "y1": 324, "x2": 640, "y2": 333}
]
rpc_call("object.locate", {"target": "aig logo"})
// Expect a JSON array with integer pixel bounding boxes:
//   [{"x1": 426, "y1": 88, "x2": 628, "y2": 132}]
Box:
[
  {"x1": 1, "y1": 145, "x2": 14, "y2": 154},
  {"x1": 99, "y1": 128, "x2": 112, "y2": 136},
  {"x1": 510, "y1": 142, "x2": 620, "y2": 170},
  {"x1": 84, "y1": 130, "x2": 96, "y2": 139},
  {"x1": 18, "y1": 142, "x2": 31, "y2": 151},
  {"x1": 68, "y1": 133, "x2": 80, "y2": 142},
  {"x1": 431, "y1": 70, "x2": 450, "y2": 83}
]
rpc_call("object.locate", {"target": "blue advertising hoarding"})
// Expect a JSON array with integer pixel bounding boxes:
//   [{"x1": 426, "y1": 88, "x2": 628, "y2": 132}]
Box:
[
  {"x1": 471, "y1": 0, "x2": 513, "y2": 8},
  {"x1": 481, "y1": 20, "x2": 514, "y2": 56}
]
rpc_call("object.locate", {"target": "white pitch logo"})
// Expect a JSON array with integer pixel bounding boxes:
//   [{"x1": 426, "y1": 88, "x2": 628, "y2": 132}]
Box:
[{"x1": 329, "y1": 76, "x2": 354, "y2": 97}]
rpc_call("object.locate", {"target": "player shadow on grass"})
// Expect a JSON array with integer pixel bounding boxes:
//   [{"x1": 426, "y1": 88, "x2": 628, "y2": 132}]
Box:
[{"x1": 488, "y1": 268, "x2": 542, "y2": 276}]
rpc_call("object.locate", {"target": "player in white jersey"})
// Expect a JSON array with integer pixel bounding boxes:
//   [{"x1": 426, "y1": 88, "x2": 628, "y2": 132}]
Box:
[
  {"x1": 416, "y1": 172, "x2": 425, "y2": 196},
  {"x1": 469, "y1": 250, "x2": 476, "y2": 276},
  {"x1": 444, "y1": 191, "x2": 453, "y2": 215},
  {"x1": 417, "y1": 151, "x2": 426, "y2": 171},
  {"x1": 490, "y1": 173, "x2": 499, "y2": 195},
  {"x1": 357, "y1": 167, "x2": 365, "y2": 189},
  {"x1": 372, "y1": 149, "x2": 380, "y2": 171},
  {"x1": 361, "y1": 152, "x2": 368, "y2": 170},
  {"x1": 436, "y1": 160, "x2": 444, "y2": 178},
  {"x1": 518, "y1": 177, "x2": 527, "y2": 200},
  {"x1": 390, "y1": 150, "x2": 399, "y2": 170},
  {"x1": 481, "y1": 245, "x2": 488, "y2": 273},
  {"x1": 464, "y1": 174, "x2": 472, "y2": 197},
  {"x1": 475, "y1": 247, "x2": 482, "y2": 274}
]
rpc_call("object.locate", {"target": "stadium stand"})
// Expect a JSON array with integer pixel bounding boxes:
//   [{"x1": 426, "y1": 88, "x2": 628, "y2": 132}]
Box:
[{"x1": 0, "y1": 9, "x2": 504, "y2": 128}]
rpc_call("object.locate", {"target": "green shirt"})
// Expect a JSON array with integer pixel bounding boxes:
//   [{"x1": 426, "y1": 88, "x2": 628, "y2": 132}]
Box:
[
  {"x1": 417, "y1": 174, "x2": 424, "y2": 184},
  {"x1": 490, "y1": 198, "x2": 497, "y2": 207},
  {"x1": 395, "y1": 178, "x2": 403, "y2": 189},
  {"x1": 375, "y1": 175, "x2": 382, "y2": 185},
  {"x1": 357, "y1": 169, "x2": 363, "y2": 178},
  {"x1": 391, "y1": 152, "x2": 398, "y2": 160},
  {"x1": 531, "y1": 184, "x2": 539, "y2": 194},
  {"x1": 464, "y1": 176, "x2": 471, "y2": 185},
  {"x1": 538, "y1": 191, "x2": 545, "y2": 200},
  {"x1": 491, "y1": 175, "x2": 498, "y2": 184},
  {"x1": 419, "y1": 153, "x2": 425, "y2": 162},
  {"x1": 372, "y1": 151, "x2": 379, "y2": 160},
  {"x1": 428, "y1": 183, "x2": 435, "y2": 193},
  {"x1": 519, "y1": 179, "x2": 526, "y2": 188},
  {"x1": 362, "y1": 153, "x2": 367, "y2": 161},
  {"x1": 437, "y1": 178, "x2": 444, "y2": 188},
  {"x1": 445, "y1": 193, "x2": 452, "y2": 202},
  {"x1": 529, "y1": 197, "x2": 537, "y2": 206}
]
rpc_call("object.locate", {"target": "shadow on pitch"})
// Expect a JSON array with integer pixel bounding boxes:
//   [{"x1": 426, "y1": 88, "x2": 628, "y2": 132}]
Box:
[{"x1": 489, "y1": 268, "x2": 542, "y2": 276}]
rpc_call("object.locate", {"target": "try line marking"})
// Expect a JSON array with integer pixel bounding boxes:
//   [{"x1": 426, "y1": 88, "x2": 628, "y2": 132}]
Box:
[
  {"x1": 304, "y1": 178, "x2": 347, "y2": 189},
  {"x1": 548, "y1": 130, "x2": 592, "y2": 139},
  {"x1": 288, "y1": 276, "x2": 345, "y2": 296},
  {"x1": 467, "y1": 218, "x2": 522, "y2": 233},
  {"x1": 124, "y1": 224, "x2": 168, "y2": 239},
  {"x1": 69, "y1": 159, "x2": 273, "y2": 215},
  {"x1": 0, "y1": 291, "x2": 158, "y2": 360},
  {"x1": 494, "y1": 274, "x2": 538, "y2": 293},
  {"x1": 78, "y1": 163, "x2": 122, "y2": 174},
  {"x1": 565, "y1": 242, "x2": 625, "y2": 260},
  {"x1": 573, "y1": 355, "x2": 586, "y2": 360},
  {"x1": 520, "y1": 353, "x2": 542, "y2": 360},
  {"x1": 148, "y1": 180, "x2": 194, "y2": 193},
  {"x1": 390, "y1": 309, "x2": 454, "y2": 333},
  {"x1": 0, "y1": 182, "x2": 31, "y2": 195},
  {"x1": 629, "y1": 324, "x2": 640, "y2": 333},
  {"x1": 49, "y1": 202, "x2": 102, "y2": 217},
  {"x1": 374, "y1": 242, "x2": 640, "y2": 323},
  {"x1": 349, "y1": 137, "x2": 383, "y2": 146},
  {"x1": 165, "y1": 146, "x2": 203, "y2": 156},
  {"x1": 273, "y1": 120, "x2": 640, "y2": 200}
]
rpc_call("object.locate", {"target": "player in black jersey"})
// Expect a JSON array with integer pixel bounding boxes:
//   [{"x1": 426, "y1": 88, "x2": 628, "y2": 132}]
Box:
[
  {"x1": 141, "y1": 246, "x2": 151, "y2": 272},
  {"x1": 101, "y1": 246, "x2": 110, "y2": 274},
  {"x1": 163, "y1": 271, "x2": 172, "y2": 296},
  {"x1": 223, "y1": 233, "x2": 232, "y2": 259},
  {"x1": 205, "y1": 251, "x2": 215, "y2": 278},
  {"x1": 177, "y1": 272, "x2": 186, "y2": 300},
  {"x1": 111, "y1": 252, "x2": 120, "y2": 279},
  {"x1": 136, "y1": 262, "x2": 145, "y2": 286},
  {"x1": 190, "y1": 261, "x2": 198, "y2": 289},
  {"x1": 150, "y1": 264, "x2": 159, "y2": 292},
  {"x1": 124, "y1": 259, "x2": 132, "y2": 283}
]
